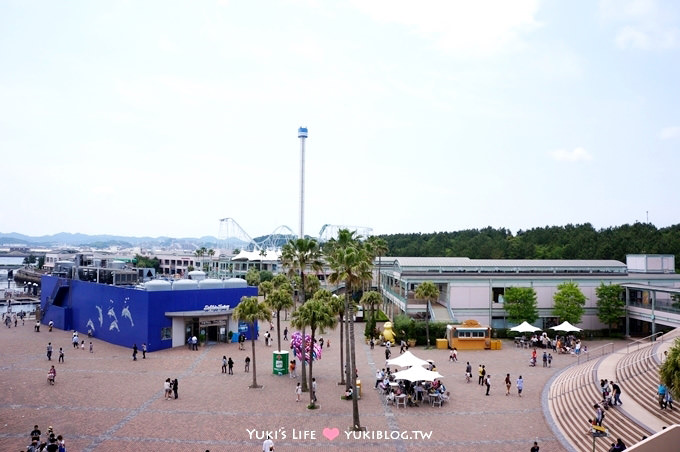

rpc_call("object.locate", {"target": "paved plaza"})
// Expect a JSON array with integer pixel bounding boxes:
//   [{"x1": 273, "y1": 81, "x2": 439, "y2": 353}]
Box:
[{"x1": 0, "y1": 316, "x2": 591, "y2": 452}]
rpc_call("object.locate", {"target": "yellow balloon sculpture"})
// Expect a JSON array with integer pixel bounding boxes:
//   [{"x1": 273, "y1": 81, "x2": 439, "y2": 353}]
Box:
[{"x1": 382, "y1": 321, "x2": 396, "y2": 343}]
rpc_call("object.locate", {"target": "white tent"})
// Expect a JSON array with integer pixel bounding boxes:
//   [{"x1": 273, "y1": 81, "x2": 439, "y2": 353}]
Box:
[
  {"x1": 550, "y1": 321, "x2": 582, "y2": 332},
  {"x1": 392, "y1": 365, "x2": 443, "y2": 382},
  {"x1": 386, "y1": 351, "x2": 429, "y2": 368},
  {"x1": 509, "y1": 321, "x2": 542, "y2": 333}
]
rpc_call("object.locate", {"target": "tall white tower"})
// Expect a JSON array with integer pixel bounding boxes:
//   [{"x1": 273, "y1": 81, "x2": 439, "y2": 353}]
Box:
[{"x1": 298, "y1": 126, "x2": 308, "y2": 239}]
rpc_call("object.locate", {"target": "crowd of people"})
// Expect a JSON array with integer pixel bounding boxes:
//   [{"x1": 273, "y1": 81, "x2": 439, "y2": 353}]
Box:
[{"x1": 26, "y1": 424, "x2": 66, "y2": 452}]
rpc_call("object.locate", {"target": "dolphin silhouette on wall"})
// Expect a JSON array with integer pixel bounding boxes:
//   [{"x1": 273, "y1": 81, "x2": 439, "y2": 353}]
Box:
[
  {"x1": 95, "y1": 306, "x2": 103, "y2": 327},
  {"x1": 109, "y1": 320, "x2": 120, "y2": 332},
  {"x1": 86, "y1": 318, "x2": 95, "y2": 333},
  {"x1": 121, "y1": 305, "x2": 134, "y2": 327},
  {"x1": 107, "y1": 307, "x2": 117, "y2": 323}
]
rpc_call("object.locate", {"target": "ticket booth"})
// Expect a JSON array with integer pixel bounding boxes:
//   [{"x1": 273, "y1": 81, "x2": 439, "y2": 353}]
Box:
[{"x1": 446, "y1": 320, "x2": 492, "y2": 350}]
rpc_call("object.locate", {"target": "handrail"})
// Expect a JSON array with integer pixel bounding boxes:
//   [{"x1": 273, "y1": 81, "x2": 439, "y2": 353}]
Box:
[
  {"x1": 626, "y1": 331, "x2": 665, "y2": 354},
  {"x1": 577, "y1": 342, "x2": 614, "y2": 365},
  {"x1": 617, "y1": 350, "x2": 657, "y2": 383},
  {"x1": 548, "y1": 361, "x2": 598, "y2": 400}
]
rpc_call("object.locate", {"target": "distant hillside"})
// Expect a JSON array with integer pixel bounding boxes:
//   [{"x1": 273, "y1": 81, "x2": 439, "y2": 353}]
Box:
[{"x1": 0, "y1": 232, "x2": 220, "y2": 249}]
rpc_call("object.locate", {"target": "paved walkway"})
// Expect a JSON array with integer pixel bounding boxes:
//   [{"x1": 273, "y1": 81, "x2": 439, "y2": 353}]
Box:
[{"x1": 0, "y1": 317, "x2": 606, "y2": 452}]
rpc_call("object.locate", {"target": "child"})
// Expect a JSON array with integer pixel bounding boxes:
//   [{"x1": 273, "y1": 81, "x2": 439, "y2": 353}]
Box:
[
  {"x1": 81, "y1": 340, "x2": 85, "y2": 350},
  {"x1": 89, "y1": 342, "x2": 93, "y2": 353},
  {"x1": 295, "y1": 382, "x2": 302, "y2": 402}
]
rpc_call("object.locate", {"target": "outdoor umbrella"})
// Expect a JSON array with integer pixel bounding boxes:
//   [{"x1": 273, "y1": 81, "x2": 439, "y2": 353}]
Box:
[
  {"x1": 386, "y1": 350, "x2": 430, "y2": 368},
  {"x1": 550, "y1": 321, "x2": 582, "y2": 332},
  {"x1": 509, "y1": 321, "x2": 542, "y2": 333},
  {"x1": 392, "y1": 365, "x2": 443, "y2": 382}
]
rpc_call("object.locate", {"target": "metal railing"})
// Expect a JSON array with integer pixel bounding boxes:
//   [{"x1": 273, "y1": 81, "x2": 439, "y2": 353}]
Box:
[
  {"x1": 617, "y1": 352, "x2": 658, "y2": 383},
  {"x1": 626, "y1": 331, "x2": 665, "y2": 354},
  {"x1": 577, "y1": 342, "x2": 615, "y2": 365},
  {"x1": 549, "y1": 343, "x2": 614, "y2": 400}
]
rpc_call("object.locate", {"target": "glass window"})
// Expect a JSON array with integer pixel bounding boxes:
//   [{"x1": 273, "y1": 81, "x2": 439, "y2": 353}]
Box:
[{"x1": 161, "y1": 327, "x2": 172, "y2": 341}]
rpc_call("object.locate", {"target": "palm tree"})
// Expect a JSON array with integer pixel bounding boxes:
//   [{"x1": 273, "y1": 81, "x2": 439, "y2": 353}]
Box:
[
  {"x1": 366, "y1": 237, "x2": 388, "y2": 316},
  {"x1": 267, "y1": 287, "x2": 294, "y2": 352},
  {"x1": 291, "y1": 290, "x2": 337, "y2": 409},
  {"x1": 326, "y1": 230, "x2": 372, "y2": 431},
  {"x1": 360, "y1": 290, "x2": 382, "y2": 338},
  {"x1": 233, "y1": 296, "x2": 272, "y2": 389},
  {"x1": 281, "y1": 238, "x2": 323, "y2": 392},
  {"x1": 326, "y1": 293, "x2": 346, "y2": 385},
  {"x1": 415, "y1": 281, "x2": 439, "y2": 349}
]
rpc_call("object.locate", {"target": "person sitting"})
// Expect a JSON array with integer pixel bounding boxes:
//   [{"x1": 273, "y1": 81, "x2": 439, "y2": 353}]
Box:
[{"x1": 386, "y1": 390, "x2": 396, "y2": 405}]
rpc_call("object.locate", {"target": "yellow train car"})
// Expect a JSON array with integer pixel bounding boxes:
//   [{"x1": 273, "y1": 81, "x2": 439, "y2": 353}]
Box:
[{"x1": 446, "y1": 320, "x2": 492, "y2": 350}]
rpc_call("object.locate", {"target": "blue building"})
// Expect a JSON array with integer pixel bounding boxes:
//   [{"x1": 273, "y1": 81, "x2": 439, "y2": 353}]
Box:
[{"x1": 40, "y1": 275, "x2": 258, "y2": 352}]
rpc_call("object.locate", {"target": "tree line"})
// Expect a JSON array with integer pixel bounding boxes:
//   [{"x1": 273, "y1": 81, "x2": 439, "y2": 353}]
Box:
[{"x1": 379, "y1": 223, "x2": 680, "y2": 271}]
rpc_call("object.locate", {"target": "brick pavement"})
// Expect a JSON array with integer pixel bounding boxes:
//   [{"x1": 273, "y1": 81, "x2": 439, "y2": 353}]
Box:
[{"x1": 0, "y1": 317, "x2": 584, "y2": 452}]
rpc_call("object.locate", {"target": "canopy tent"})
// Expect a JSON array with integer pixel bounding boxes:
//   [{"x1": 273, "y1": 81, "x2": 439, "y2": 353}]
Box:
[
  {"x1": 392, "y1": 365, "x2": 443, "y2": 382},
  {"x1": 386, "y1": 351, "x2": 430, "y2": 368},
  {"x1": 550, "y1": 321, "x2": 582, "y2": 332},
  {"x1": 509, "y1": 321, "x2": 542, "y2": 333}
]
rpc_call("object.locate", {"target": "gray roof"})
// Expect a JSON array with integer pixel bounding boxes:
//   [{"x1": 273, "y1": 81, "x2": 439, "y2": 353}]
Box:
[{"x1": 391, "y1": 257, "x2": 626, "y2": 268}]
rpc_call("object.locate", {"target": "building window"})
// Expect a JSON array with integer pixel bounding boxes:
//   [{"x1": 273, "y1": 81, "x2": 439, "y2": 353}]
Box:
[{"x1": 161, "y1": 327, "x2": 172, "y2": 341}]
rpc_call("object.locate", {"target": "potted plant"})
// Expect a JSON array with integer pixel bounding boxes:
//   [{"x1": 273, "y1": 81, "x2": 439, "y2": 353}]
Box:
[{"x1": 407, "y1": 338, "x2": 417, "y2": 348}]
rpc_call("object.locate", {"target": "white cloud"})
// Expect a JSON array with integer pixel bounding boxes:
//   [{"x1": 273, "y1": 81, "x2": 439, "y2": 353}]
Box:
[
  {"x1": 550, "y1": 147, "x2": 593, "y2": 162},
  {"x1": 349, "y1": 0, "x2": 542, "y2": 56},
  {"x1": 659, "y1": 126, "x2": 680, "y2": 139},
  {"x1": 601, "y1": 0, "x2": 680, "y2": 50}
]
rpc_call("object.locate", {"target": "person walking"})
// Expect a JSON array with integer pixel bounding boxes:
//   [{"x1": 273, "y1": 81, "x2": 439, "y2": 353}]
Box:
[
  {"x1": 289, "y1": 359, "x2": 297, "y2": 378},
  {"x1": 295, "y1": 382, "x2": 302, "y2": 402},
  {"x1": 530, "y1": 441, "x2": 539, "y2": 452},
  {"x1": 58, "y1": 347, "x2": 64, "y2": 363},
  {"x1": 485, "y1": 374, "x2": 491, "y2": 395},
  {"x1": 594, "y1": 403, "x2": 605, "y2": 426},
  {"x1": 611, "y1": 381, "x2": 622, "y2": 406},
  {"x1": 505, "y1": 373, "x2": 511, "y2": 396},
  {"x1": 312, "y1": 377, "x2": 318, "y2": 403},
  {"x1": 664, "y1": 391, "x2": 674, "y2": 410},
  {"x1": 227, "y1": 357, "x2": 234, "y2": 375},
  {"x1": 172, "y1": 378, "x2": 178, "y2": 399},
  {"x1": 262, "y1": 435, "x2": 274, "y2": 452},
  {"x1": 89, "y1": 341, "x2": 93, "y2": 353},
  {"x1": 465, "y1": 362, "x2": 472, "y2": 383},
  {"x1": 132, "y1": 344, "x2": 138, "y2": 361},
  {"x1": 245, "y1": 356, "x2": 250, "y2": 372},
  {"x1": 46, "y1": 342, "x2": 53, "y2": 361},
  {"x1": 47, "y1": 365, "x2": 56, "y2": 385},
  {"x1": 385, "y1": 347, "x2": 391, "y2": 361},
  {"x1": 164, "y1": 378, "x2": 172, "y2": 400},
  {"x1": 142, "y1": 343, "x2": 147, "y2": 359},
  {"x1": 542, "y1": 351, "x2": 548, "y2": 368},
  {"x1": 222, "y1": 356, "x2": 227, "y2": 373},
  {"x1": 547, "y1": 353, "x2": 553, "y2": 368},
  {"x1": 283, "y1": 327, "x2": 288, "y2": 341},
  {"x1": 517, "y1": 375, "x2": 524, "y2": 397},
  {"x1": 658, "y1": 382, "x2": 668, "y2": 409}
]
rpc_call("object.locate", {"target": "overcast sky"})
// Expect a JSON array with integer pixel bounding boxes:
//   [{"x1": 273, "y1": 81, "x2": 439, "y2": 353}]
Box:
[{"x1": 1, "y1": 0, "x2": 679, "y2": 240}]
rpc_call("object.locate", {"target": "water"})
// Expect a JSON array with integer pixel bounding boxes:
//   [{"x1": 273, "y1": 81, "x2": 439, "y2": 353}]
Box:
[{"x1": 0, "y1": 256, "x2": 25, "y2": 265}]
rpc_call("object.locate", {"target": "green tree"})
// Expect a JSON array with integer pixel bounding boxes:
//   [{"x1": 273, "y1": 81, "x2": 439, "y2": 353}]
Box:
[
  {"x1": 267, "y1": 287, "x2": 294, "y2": 352},
  {"x1": 259, "y1": 280, "x2": 274, "y2": 299},
  {"x1": 291, "y1": 290, "x2": 337, "y2": 409},
  {"x1": 326, "y1": 293, "x2": 347, "y2": 385},
  {"x1": 595, "y1": 283, "x2": 625, "y2": 335},
  {"x1": 552, "y1": 281, "x2": 586, "y2": 325},
  {"x1": 233, "y1": 296, "x2": 272, "y2": 389},
  {"x1": 281, "y1": 237, "x2": 323, "y2": 392},
  {"x1": 415, "y1": 281, "x2": 439, "y2": 348},
  {"x1": 245, "y1": 268, "x2": 260, "y2": 287},
  {"x1": 672, "y1": 293, "x2": 680, "y2": 309},
  {"x1": 259, "y1": 270, "x2": 274, "y2": 283},
  {"x1": 660, "y1": 338, "x2": 680, "y2": 399},
  {"x1": 326, "y1": 229, "x2": 372, "y2": 431},
  {"x1": 366, "y1": 236, "x2": 388, "y2": 315},
  {"x1": 503, "y1": 287, "x2": 539, "y2": 325},
  {"x1": 360, "y1": 290, "x2": 382, "y2": 324}
]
